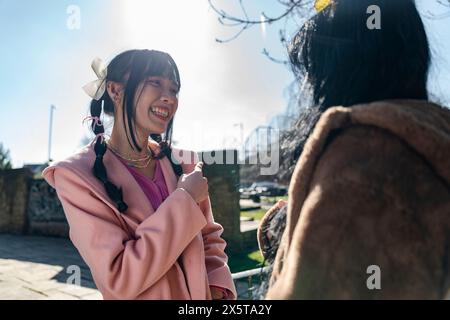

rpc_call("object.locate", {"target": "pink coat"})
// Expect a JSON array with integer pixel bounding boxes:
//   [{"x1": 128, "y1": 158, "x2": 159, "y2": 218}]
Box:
[{"x1": 42, "y1": 140, "x2": 237, "y2": 300}]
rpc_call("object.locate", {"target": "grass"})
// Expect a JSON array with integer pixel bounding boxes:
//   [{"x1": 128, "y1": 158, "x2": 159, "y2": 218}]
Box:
[
  {"x1": 231, "y1": 195, "x2": 289, "y2": 273},
  {"x1": 228, "y1": 249, "x2": 266, "y2": 273},
  {"x1": 260, "y1": 195, "x2": 288, "y2": 204},
  {"x1": 240, "y1": 209, "x2": 267, "y2": 221},
  {"x1": 240, "y1": 195, "x2": 288, "y2": 221}
]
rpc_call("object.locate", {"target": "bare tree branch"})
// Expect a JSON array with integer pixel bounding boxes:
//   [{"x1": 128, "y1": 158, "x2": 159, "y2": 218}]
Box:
[
  {"x1": 209, "y1": 0, "x2": 306, "y2": 25},
  {"x1": 209, "y1": 0, "x2": 310, "y2": 44},
  {"x1": 215, "y1": 23, "x2": 252, "y2": 43},
  {"x1": 262, "y1": 48, "x2": 288, "y2": 65},
  {"x1": 421, "y1": 0, "x2": 450, "y2": 19},
  {"x1": 262, "y1": 29, "x2": 290, "y2": 65}
]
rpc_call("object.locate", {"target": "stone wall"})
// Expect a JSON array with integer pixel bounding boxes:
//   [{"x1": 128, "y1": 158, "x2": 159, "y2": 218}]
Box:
[
  {"x1": 199, "y1": 150, "x2": 243, "y2": 252},
  {"x1": 26, "y1": 178, "x2": 68, "y2": 237},
  {"x1": 0, "y1": 169, "x2": 33, "y2": 234},
  {"x1": 1, "y1": 150, "x2": 255, "y2": 253}
]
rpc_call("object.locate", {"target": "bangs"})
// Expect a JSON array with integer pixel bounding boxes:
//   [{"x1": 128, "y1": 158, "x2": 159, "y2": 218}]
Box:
[
  {"x1": 123, "y1": 49, "x2": 181, "y2": 94},
  {"x1": 142, "y1": 50, "x2": 181, "y2": 90}
]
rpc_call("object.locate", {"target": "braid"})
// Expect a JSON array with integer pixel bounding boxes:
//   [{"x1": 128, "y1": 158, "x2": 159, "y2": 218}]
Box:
[
  {"x1": 90, "y1": 98, "x2": 129, "y2": 213},
  {"x1": 150, "y1": 134, "x2": 183, "y2": 177},
  {"x1": 83, "y1": 49, "x2": 184, "y2": 213}
]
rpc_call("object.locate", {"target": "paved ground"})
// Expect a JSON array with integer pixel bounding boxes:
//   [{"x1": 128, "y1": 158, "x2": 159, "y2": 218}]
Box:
[
  {"x1": 0, "y1": 234, "x2": 101, "y2": 300},
  {"x1": 239, "y1": 199, "x2": 261, "y2": 210},
  {"x1": 240, "y1": 219, "x2": 260, "y2": 232},
  {"x1": 0, "y1": 233, "x2": 258, "y2": 300}
]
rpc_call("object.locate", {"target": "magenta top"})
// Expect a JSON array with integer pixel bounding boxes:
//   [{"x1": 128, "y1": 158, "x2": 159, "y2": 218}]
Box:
[
  {"x1": 118, "y1": 158, "x2": 170, "y2": 211},
  {"x1": 117, "y1": 155, "x2": 231, "y2": 298}
]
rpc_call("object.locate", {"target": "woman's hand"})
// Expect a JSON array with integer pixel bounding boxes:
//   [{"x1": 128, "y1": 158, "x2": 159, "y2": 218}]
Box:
[
  {"x1": 177, "y1": 162, "x2": 209, "y2": 204},
  {"x1": 210, "y1": 286, "x2": 227, "y2": 300}
]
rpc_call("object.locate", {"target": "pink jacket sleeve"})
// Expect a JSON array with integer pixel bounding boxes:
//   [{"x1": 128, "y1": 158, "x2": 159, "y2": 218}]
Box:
[{"x1": 52, "y1": 167, "x2": 208, "y2": 299}]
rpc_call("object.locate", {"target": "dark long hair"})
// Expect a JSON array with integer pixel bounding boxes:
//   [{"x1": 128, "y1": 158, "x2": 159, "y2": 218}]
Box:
[
  {"x1": 279, "y1": 0, "x2": 431, "y2": 182},
  {"x1": 88, "y1": 49, "x2": 183, "y2": 213}
]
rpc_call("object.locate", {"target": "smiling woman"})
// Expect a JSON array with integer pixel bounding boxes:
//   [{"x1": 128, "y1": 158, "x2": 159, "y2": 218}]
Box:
[
  {"x1": 145, "y1": 77, "x2": 179, "y2": 122},
  {"x1": 41, "y1": 49, "x2": 237, "y2": 300}
]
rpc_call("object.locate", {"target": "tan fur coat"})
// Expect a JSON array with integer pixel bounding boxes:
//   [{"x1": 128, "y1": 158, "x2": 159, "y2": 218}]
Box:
[{"x1": 264, "y1": 100, "x2": 450, "y2": 299}]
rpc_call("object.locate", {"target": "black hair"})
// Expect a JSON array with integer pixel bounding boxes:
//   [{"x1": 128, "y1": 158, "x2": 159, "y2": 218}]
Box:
[
  {"x1": 88, "y1": 49, "x2": 183, "y2": 213},
  {"x1": 279, "y1": 0, "x2": 431, "y2": 182}
]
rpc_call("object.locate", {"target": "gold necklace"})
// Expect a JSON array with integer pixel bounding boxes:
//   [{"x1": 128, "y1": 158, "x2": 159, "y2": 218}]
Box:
[
  {"x1": 108, "y1": 146, "x2": 154, "y2": 168},
  {"x1": 123, "y1": 156, "x2": 153, "y2": 168},
  {"x1": 107, "y1": 144, "x2": 152, "y2": 161},
  {"x1": 106, "y1": 141, "x2": 155, "y2": 168}
]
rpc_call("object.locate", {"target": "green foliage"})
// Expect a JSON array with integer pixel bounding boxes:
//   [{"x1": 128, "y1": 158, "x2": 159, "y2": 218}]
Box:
[
  {"x1": 241, "y1": 209, "x2": 267, "y2": 221},
  {"x1": 228, "y1": 249, "x2": 266, "y2": 273},
  {"x1": 0, "y1": 143, "x2": 12, "y2": 170}
]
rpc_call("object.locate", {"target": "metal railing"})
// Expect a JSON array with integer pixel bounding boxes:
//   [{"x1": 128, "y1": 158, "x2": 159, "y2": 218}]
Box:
[{"x1": 232, "y1": 266, "x2": 270, "y2": 300}]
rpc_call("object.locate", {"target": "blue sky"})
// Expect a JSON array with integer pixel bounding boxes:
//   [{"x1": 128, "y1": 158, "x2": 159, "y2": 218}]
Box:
[{"x1": 0, "y1": 0, "x2": 449, "y2": 167}]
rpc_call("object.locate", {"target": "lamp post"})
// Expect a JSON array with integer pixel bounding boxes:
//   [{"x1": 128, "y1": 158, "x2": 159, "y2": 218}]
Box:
[
  {"x1": 233, "y1": 122, "x2": 244, "y2": 160},
  {"x1": 48, "y1": 105, "x2": 56, "y2": 163}
]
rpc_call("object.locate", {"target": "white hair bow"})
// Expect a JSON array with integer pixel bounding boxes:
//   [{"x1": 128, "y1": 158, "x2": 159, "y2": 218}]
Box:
[{"x1": 82, "y1": 57, "x2": 107, "y2": 100}]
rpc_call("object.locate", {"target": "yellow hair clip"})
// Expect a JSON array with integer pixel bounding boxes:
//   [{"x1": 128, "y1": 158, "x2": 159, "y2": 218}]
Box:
[{"x1": 315, "y1": 0, "x2": 332, "y2": 13}]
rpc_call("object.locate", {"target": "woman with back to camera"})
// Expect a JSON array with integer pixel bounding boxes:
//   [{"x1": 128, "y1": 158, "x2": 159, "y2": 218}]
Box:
[{"x1": 257, "y1": 0, "x2": 450, "y2": 299}]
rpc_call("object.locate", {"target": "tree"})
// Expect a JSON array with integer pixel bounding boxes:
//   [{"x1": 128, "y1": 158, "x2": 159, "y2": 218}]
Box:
[
  {"x1": 209, "y1": 0, "x2": 450, "y2": 62},
  {"x1": 0, "y1": 143, "x2": 13, "y2": 170},
  {"x1": 210, "y1": 0, "x2": 450, "y2": 183},
  {"x1": 426, "y1": 0, "x2": 450, "y2": 19},
  {"x1": 208, "y1": 0, "x2": 312, "y2": 64}
]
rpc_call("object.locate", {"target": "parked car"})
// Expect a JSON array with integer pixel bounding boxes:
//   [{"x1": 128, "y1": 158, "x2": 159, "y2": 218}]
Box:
[
  {"x1": 250, "y1": 182, "x2": 287, "y2": 197},
  {"x1": 239, "y1": 181, "x2": 287, "y2": 201},
  {"x1": 239, "y1": 184, "x2": 258, "y2": 202}
]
